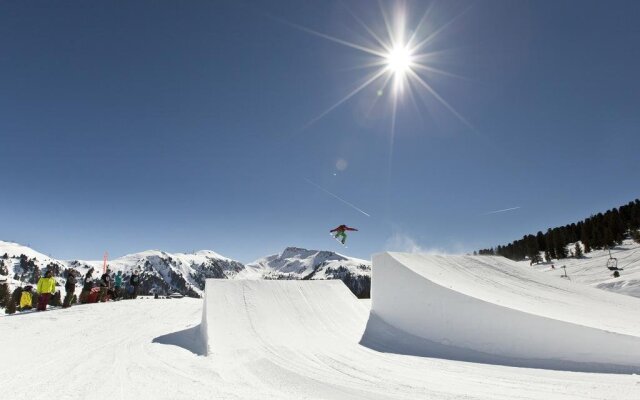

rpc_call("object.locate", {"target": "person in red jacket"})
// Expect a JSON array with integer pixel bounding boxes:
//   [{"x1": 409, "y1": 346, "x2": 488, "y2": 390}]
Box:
[{"x1": 330, "y1": 225, "x2": 358, "y2": 244}]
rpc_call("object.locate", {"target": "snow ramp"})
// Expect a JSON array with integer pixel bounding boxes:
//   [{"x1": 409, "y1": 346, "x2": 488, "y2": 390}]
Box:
[
  {"x1": 363, "y1": 253, "x2": 640, "y2": 372},
  {"x1": 200, "y1": 279, "x2": 369, "y2": 357}
]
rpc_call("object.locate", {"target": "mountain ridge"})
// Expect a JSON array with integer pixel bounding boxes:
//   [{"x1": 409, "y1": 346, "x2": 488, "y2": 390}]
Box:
[{"x1": 0, "y1": 241, "x2": 371, "y2": 298}]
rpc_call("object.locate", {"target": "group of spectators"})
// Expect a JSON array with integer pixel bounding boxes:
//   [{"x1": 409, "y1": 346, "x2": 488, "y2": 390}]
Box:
[{"x1": 17, "y1": 266, "x2": 142, "y2": 312}]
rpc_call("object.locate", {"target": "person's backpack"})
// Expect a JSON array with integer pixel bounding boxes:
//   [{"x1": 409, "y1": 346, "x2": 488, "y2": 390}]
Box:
[{"x1": 20, "y1": 291, "x2": 33, "y2": 308}]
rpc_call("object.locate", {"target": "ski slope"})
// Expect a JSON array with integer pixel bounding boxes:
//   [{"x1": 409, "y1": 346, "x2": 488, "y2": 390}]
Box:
[
  {"x1": 2, "y1": 254, "x2": 640, "y2": 399},
  {"x1": 529, "y1": 239, "x2": 640, "y2": 298},
  {"x1": 369, "y1": 253, "x2": 640, "y2": 372}
]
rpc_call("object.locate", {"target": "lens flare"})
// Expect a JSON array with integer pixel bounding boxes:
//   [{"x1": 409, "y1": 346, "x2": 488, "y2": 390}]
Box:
[
  {"x1": 386, "y1": 45, "x2": 412, "y2": 75},
  {"x1": 386, "y1": 44, "x2": 413, "y2": 93},
  {"x1": 281, "y1": 2, "x2": 474, "y2": 132}
]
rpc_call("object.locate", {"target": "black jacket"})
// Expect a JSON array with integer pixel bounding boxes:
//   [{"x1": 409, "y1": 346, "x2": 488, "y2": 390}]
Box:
[
  {"x1": 100, "y1": 273, "x2": 112, "y2": 288},
  {"x1": 65, "y1": 274, "x2": 77, "y2": 291},
  {"x1": 83, "y1": 276, "x2": 94, "y2": 291},
  {"x1": 130, "y1": 274, "x2": 140, "y2": 287}
]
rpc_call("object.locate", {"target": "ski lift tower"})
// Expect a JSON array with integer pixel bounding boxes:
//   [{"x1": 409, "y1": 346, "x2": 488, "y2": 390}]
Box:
[{"x1": 560, "y1": 265, "x2": 569, "y2": 279}]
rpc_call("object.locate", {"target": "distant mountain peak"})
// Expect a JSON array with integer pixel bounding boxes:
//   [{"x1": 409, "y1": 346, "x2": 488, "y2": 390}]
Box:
[{"x1": 280, "y1": 246, "x2": 347, "y2": 261}]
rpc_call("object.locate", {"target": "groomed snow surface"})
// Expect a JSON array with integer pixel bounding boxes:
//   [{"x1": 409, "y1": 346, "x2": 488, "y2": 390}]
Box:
[{"x1": 2, "y1": 253, "x2": 640, "y2": 399}]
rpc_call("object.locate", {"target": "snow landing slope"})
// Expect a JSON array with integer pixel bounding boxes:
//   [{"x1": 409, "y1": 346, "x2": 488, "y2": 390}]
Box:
[{"x1": 366, "y1": 252, "x2": 640, "y2": 372}]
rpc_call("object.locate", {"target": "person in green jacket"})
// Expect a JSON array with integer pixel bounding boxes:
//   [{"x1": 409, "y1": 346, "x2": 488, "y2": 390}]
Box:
[
  {"x1": 36, "y1": 270, "x2": 56, "y2": 311},
  {"x1": 114, "y1": 271, "x2": 123, "y2": 301}
]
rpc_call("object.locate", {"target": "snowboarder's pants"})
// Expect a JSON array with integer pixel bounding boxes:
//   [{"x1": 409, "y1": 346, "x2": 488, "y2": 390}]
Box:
[
  {"x1": 132, "y1": 286, "x2": 138, "y2": 299},
  {"x1": 335, "y1": 231, "x2": 347, "y2": 243},
  {"x1": 37, "y1": 293, "x2": 51, "y2": 311},
  {"x1": 63, "y1": 288, "x2": 75, "y2": 308}
]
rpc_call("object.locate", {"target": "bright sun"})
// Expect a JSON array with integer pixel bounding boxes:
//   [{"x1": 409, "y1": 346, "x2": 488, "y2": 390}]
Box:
[
  {"x1": 293, "y1": 2, "x2": 473, "y2": 131},
  {"x1": 386, "y1": 45, "x2": 413, "y2": 76}
]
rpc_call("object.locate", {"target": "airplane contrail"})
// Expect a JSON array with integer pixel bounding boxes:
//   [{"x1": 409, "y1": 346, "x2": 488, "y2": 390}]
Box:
[
  {"x1": 304, "y1": 178, "x2": 371, "y2": 217},
  {"x1": 484, "y1": 206, "x2": 521, "y2": 215}
]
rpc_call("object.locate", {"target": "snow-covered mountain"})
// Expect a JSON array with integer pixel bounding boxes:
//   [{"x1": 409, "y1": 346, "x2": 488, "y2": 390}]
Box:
[
  {"x1": 242, "y1": 247, "x2": 371, "y2": 298},
  {"x1": 0, "y1": 241, "x2": 244, "y2": 297},
  {"x1": 0, "y1": 241, "x2": 371, "y2": 298}
]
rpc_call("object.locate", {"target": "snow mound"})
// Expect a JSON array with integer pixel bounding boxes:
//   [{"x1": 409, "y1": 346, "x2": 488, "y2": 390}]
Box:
[{"x1": 364, "y1": 252, "x2": 640, "y2": 373}]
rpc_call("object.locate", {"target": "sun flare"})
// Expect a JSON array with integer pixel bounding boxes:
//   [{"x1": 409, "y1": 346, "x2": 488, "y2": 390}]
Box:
[
  {"x1": 385, "y1": 44, "x2": 413, "y2": 93},
  {"x1": 290, "y1": 2, "x2": 473, "y2": 132},
  {"x1": 386, "y1": 45, "x2": 413, "y2": 76}
]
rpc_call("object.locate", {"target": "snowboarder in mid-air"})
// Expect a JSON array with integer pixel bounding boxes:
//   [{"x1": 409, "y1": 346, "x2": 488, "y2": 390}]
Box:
[{"x1": 330, "y1": 224, "x2": 358, "y2": 245}]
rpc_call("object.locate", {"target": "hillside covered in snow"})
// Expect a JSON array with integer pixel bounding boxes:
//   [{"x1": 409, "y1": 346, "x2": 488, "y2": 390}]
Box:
[
  {"x1": 525, "y1": 239, "x2": 640, "y2": 298},
  {"x1": 0, "y1": 241, "x2": 371, "y2": 298}
]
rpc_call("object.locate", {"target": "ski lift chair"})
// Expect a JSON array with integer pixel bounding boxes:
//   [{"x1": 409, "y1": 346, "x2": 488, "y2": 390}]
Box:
[{"x1": 606, "y1": 257, "x2": 619, "y2": 271}]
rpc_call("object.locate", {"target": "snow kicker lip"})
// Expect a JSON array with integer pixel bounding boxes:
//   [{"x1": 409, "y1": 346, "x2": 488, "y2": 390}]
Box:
[{"x1": 365, "y1": 252, "x2": 640, "y2": 373}]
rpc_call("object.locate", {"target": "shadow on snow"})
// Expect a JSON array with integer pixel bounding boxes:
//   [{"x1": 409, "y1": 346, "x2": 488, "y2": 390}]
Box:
[{"x1": 152, "y1": 324, "x2": 206, "y2": 356}]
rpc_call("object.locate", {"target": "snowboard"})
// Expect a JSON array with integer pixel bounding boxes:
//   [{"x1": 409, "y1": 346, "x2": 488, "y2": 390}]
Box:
[{"x1": 330, "y1": 233, "x2": 348, "y2": 248}]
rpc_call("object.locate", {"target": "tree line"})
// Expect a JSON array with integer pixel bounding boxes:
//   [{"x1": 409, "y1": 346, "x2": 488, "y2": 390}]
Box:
[{"x1": 477, "y1": 199, "x2": 640, "y2": 263}]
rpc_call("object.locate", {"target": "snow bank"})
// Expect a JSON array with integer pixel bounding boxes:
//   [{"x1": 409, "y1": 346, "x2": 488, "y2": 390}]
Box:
[{"x1": 365, "y1": 252, "x2": 640, "y2": 373}]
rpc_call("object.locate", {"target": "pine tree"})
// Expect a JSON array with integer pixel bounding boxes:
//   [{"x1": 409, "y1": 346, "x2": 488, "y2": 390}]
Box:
[
  {"x1": 555, "y1": 244, "x2": 568, "y2": 259},
  {"x1": 632, "y1": 229, "x2": 640, "y2": 245},
  {"x1": 5, "y1": 292, "x2": 17, "y2": 314},
  {"x1": 574, "y1": 242, "x2": 583, "y2": 258},
  {"x1": 475, "y1": 197, "x2": 640, "y2": 260},
  {"x1": 530, "y1": 253, "x2": 543, "y2": 264},
  {"x1": 11, "y1": 287, "x2": 23, "y2": 306},
  {"x1": 536, "y1": 231, "x2": 546, "y2": 251},
  {"x1": 0, "y1": 283, "x2": 9, "y2": 308}
]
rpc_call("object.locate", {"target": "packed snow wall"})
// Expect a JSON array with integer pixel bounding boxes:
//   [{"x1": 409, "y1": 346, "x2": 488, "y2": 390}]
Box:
[
  {"x1": 365, "y1": 253, "x2": 640, "y2": 372},
  {"x1": 200, "y1": 279, "x2": 369, "y2": 356}
]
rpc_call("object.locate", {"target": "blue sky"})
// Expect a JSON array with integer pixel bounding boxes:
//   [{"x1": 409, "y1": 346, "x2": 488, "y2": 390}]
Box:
[{"x1": 1, "y1": 0, "x2": 639, "y2": 263}]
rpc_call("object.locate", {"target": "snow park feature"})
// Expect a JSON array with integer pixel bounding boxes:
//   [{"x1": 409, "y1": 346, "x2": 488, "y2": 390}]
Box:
[
  {"x1": 365, "y1": 253, "x2": 640, "y2": 373},
  {"x1": 2, "y1": 249, "x2": 640, "y2": 399}
]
